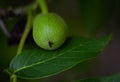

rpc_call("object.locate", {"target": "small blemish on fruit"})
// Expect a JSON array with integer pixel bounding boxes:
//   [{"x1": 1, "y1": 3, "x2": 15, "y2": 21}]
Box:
[{"x1": 48, "y1": 41, "x2": 54, "y2": 47}]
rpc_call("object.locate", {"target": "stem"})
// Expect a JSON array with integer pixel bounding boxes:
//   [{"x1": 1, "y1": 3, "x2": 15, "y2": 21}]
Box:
[
  {"x1": 37, "y1": 0, "x2": 48, "y2": 14},
  {"x1": 10, "y1": 74, "x2": 17, "y2": 82},
  {"x1": 17, "y1": 11, "x2": 33, "y2": 55},
  {"x1": 10, "y1": 0, "x2": 48, "y2": 82},
  {"x1": 0, "y1": 19, "x2": 11, "y2": 38}
]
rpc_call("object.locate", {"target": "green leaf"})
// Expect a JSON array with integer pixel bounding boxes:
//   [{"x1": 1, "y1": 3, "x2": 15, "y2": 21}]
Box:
[
  {"x1": 75, "y1": 73, "x2": 120, "y2": 82},
  {"x1": 9, "y1": 36, "x2": 111, "y2": 79}
]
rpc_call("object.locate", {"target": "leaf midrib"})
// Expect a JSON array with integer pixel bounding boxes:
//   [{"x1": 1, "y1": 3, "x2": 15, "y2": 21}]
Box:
[{"x1": 14, "y1": 44, "x2": 82, "y2": 73}]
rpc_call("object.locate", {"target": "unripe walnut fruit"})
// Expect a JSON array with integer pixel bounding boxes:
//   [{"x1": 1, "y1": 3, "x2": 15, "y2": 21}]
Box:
[{"x1": 33, "y1": 13, "x2": 67, "y2": 50}]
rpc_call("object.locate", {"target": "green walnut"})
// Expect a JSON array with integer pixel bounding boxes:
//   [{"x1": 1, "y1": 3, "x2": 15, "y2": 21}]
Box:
[{"x1": 33, "y1": 13, "x2": 67, "y2": 50}]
